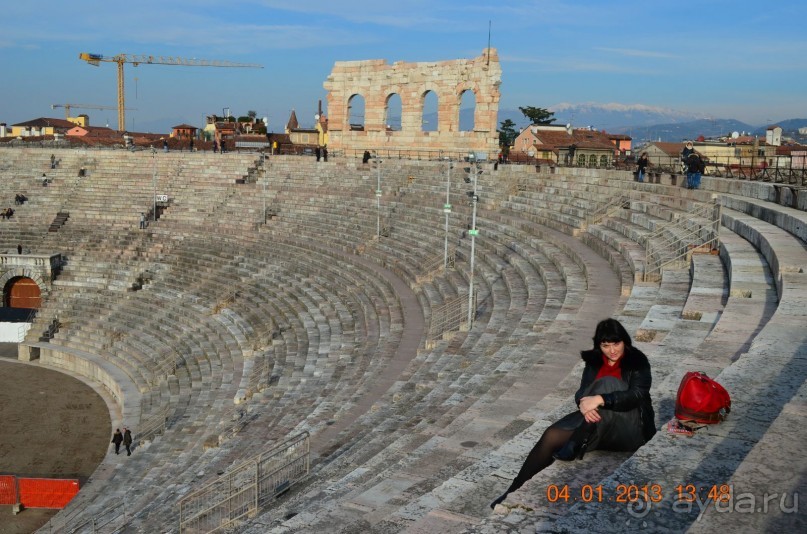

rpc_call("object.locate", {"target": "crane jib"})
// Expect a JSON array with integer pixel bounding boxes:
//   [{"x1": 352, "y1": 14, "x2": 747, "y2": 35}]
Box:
[{"x1": 78, "y1": 51, "x2": 263, "y2": 131}]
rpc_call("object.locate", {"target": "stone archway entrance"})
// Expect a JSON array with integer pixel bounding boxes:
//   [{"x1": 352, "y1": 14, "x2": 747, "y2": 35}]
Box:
[{"x1": 4, "y1": 276, "x2": 41, "y2": 309}]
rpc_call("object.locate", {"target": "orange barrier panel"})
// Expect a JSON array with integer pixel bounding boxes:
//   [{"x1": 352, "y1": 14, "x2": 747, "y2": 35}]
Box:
[
  {"x1": 18, "y1": 477, "x2": 80, "y2": 509},
  {"x1": 0, "y1": 475, "x2": 17, "y2": 505}
]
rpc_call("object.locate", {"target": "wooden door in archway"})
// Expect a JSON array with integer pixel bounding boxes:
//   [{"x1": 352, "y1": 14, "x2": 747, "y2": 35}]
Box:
[{"x1": 5, "y1": 277, "x2": 41, "y2": 309}]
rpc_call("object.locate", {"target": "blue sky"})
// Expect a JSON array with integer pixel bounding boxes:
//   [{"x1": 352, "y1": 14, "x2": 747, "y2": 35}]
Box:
[{"x1": 1, "y1": 1, "x2": 804, "y2": 132}]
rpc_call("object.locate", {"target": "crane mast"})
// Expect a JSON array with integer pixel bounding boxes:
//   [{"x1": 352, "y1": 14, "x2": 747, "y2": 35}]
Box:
[{"x1": 79, "y1": 53, "x2": 263, "y2": 131}]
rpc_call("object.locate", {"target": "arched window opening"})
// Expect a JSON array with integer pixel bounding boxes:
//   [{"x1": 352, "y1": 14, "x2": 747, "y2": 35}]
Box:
[
  {"x1": 577, "y1": 153, "x2": 586, "y2": 166},
  {"x1": 599, "y1": 155, "x2": 609, "y2": 168},
  {"x1": 588, "y1": 154, "x2": 598, "y2": 167},
  {"x1": 4, "y1": 276, "x2": 41, "y2": 309},
  {"x1": 459, "y1": 89, "x2": 476, "y2": 131},
  {"x1": 347, "y1": 94, "x2": 365, "y2": 131},
  {"x1": 385, "y1": 93, "x2": 402, "y2": 131},
  {"x1": 422, "y1": 91, "x2": 438, "y2": 132}
]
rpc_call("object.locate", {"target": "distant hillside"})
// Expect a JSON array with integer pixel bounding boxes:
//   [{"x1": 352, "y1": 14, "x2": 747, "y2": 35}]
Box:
[
  {"x1": 618, "y1": 119, "x2": 756, "y2": 143},
  {"x1": 493, "y1": 103, "x2": 803, "y2": 143},
  {"x1": 548, "y1": 102, "x2": 703, "y2": 131},
  {"x1": 752, "y1": 118, "x2": 807, "y2": 137}
]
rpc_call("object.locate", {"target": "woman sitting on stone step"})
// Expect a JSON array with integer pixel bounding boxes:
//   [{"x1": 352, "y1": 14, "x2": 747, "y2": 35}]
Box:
[{"x1": 491, "y1": 318, "x2": 656, "y2": 509}]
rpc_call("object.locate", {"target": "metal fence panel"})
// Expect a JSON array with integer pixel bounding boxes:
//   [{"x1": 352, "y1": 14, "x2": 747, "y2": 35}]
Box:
[
  {"x1": 0, "y1": 475, "x2": 17, "y2": 505},
  {"x1": 180, "y1": 460, "x2": 258, "y2": 533},
  {"x1": 179, "y1": 432, "x2": 310, "y2": 533}
]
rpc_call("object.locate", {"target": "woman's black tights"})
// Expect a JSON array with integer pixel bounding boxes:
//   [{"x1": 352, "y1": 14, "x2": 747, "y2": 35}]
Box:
[{"x1": 490, "y1": 425, "x2": 573, "y2": 508}]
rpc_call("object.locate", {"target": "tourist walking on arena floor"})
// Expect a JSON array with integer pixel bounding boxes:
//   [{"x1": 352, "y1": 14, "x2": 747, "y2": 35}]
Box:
[
  {"x1": 636, "y1": 152, "x2": 649, "y2": 183},
  {"x1": 50, "y1": 154, "x2": 56, "y2": 169},
  {"x1": 490, "y1": 318, "x2": 655, "y2": 509},
  {"x1": 139, "y1": 212, "x2": 146, "y2": 230},
  {"x1": 111, "y1": 429, "x2": 123, "y2": 454},
  {"x1": 123, "y1": 428, "x2": 133, "y2": 456}
]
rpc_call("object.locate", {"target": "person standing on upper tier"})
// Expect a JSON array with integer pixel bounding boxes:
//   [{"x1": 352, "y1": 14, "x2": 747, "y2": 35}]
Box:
[{"x1": 636, "y1": 152, "x2": 649, "y2": 183}]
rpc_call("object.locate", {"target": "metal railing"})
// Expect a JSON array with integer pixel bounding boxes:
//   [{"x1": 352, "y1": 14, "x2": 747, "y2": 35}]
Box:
[
  {"x1": 179, "y1": 431, "x2": 309, "y2": 533},
  {"x1": 138, "y1": 404, "x2": 171, "y2": 443},
  {"x1": 628, "y1": 154, "x2": 807, "y2": 184},
  {"x1": 642, "y1": 199, "x2": 722, "y2": 283},
  {"x1": 151, "y1": 349, "x2": 179, "y2": 386},
  {"x1": 333, "y1": 147, "x2": 492, "y2": 162},
  {"x1": 426, "y1": 293, "x2": 475, "y2": 348},
  {"x1": 15, "y1": 309, "x2": 37, "y2": 342},
  {"x1": 415, "y1": 249, "x2": 456, "y2": 286},
  {"x1": 722, "y1": 164, "x2": 807, "y2": 184},
  {"x1": 584, "y1": 191, "x2": 638, "y2": 228},
  {"x1": 45, "y1": 498, "x2": 127, "y2": 534}
]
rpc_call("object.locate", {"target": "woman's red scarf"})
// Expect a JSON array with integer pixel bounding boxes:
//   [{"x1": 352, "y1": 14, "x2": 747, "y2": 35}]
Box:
[{"x1": 595, "y1": 353, "x2": 623, "y2": 381}]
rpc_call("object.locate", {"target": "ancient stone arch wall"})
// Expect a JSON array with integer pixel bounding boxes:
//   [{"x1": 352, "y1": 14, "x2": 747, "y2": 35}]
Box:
[
  {"x1": 0, "y1": 254, "x2": 60, "y2": 306},
  {"x1": 324, "y1": 48, "x2": 502, "y2": 156},
  {"x1": 0, "y1": 269, "x2": 48, "y2": 306}
]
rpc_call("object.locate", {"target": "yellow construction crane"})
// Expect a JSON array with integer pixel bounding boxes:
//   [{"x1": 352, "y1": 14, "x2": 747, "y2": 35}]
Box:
[
  {"x1": 51, "y1": 103, "x2": 134, "y2": 120},
  {"x1": 79, "y1": 53, "x2": 263, "y2": 131}
]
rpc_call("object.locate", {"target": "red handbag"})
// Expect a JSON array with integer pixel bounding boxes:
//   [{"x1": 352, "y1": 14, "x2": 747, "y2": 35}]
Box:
[{"x1": 675, "y1": 372, "x2": 731, "y2": 424}]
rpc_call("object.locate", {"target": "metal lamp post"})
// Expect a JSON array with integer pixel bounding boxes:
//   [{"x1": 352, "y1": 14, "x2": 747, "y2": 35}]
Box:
[
  {"x1": 467, "y1": 152, "x2": 479, "y2": 326},
  {"x1": 443, "y1": 158, "x2": 452, "y2": 269},
  {"x1": 151, "y1": 147, "x2": 157, "y2": 222},
  {"x1": 376, "y1": 156, "x2": 382, "y2": 238},
  {"x1": 262, "y1": 151, "x2": 267, "y2": 222}
]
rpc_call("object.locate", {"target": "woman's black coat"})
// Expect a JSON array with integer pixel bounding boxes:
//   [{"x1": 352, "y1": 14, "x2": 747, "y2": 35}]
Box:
[{"x1": 574, "y1": 345, "x2": 657, "y2": 442}]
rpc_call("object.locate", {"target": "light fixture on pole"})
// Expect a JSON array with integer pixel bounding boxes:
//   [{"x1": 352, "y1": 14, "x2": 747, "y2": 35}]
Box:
[
  {"x1": 151, "y1": 147, "x2": 157, "y2": 222},
  {"x1": 375, "y1": 155, "x2": 382, "y2": 238},
  {"x1": 443, "y1": 158, "x2": 452, "y2": 269},
  {"x1": 467, "y1": 152, "x2": 480, "y2": 327},
  {"x1": 262, "y1": 151, "x2": 267, "y2": 222}
]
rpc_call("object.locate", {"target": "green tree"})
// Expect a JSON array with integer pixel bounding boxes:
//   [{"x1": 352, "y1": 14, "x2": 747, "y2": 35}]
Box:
[
  {"x1": 247, "y1": 110, "x2": 257, "y2": 120},
  {"x1": 519, "y1": 106, "x2": 556, "y2": 125},
  {"x1": 498, "y1": 119, "x2": 518, "y2": 149}
]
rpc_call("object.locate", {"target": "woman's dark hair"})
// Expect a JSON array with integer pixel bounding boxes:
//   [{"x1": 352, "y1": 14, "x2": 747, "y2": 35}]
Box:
[{"x1": 592, "y1": 318, "x2": 632, "y2": 349}]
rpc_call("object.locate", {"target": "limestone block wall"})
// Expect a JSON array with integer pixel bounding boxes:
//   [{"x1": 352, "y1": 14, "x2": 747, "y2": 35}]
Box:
[
  {"x1": 37, "y1": 345, "x2": 140, "y2": 427},
  {"x1": 324, "y1": 49, "x2": 502, "y2": 157}
]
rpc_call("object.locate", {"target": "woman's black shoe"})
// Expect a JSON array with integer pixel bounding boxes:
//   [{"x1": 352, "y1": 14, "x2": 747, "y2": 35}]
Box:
[
  {"x1": 552, "y1": 438, "x2": 589, "y2": 461},
  {"x1": 553, "y1": 422, "x2": 596, "y2": 461},
  {"x1": 490, "y1": 491, "x2": 508, "y2": 509}
]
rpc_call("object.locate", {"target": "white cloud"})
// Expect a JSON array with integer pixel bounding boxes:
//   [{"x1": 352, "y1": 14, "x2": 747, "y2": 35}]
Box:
[{"x1": 594, "y1": 47, "x2": 679, "y2": 59}]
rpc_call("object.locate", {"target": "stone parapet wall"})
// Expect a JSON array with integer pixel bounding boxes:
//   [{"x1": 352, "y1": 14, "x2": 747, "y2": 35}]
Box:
[
  {"x1": 324, "y1": 49, "x2": 501, "y2": 157},
  {"x1": 34, "y1": 344, "x2": 140, "y2": 427}
]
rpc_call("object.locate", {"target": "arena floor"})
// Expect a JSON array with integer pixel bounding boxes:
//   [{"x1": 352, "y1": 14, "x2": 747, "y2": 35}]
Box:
[{"x1": 0, "y1": 343, "x2": 110, "y2": 534}]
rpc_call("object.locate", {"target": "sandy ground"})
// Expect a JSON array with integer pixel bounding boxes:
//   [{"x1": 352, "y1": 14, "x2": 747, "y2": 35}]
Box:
[{"x1": 0, "y1": 344, "x2": 110, "y2": 534}]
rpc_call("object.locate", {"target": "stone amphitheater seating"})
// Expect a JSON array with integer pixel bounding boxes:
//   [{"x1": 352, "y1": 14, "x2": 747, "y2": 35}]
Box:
[{"x1": 0, "y1": 147, "x2": 803, "y2": 533}]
